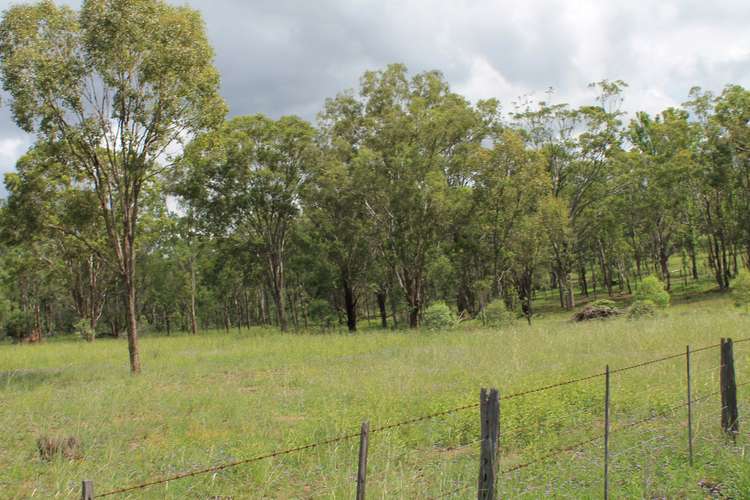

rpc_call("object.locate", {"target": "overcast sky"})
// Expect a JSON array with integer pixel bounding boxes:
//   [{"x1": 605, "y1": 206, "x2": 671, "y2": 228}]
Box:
[{"x1": 1, "y1": 0, "x2": 749, "y2": 193}]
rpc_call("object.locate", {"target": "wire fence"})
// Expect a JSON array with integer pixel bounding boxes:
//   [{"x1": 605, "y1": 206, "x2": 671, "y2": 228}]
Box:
[{"x1": 82, "y1": 336, "x2": 750, "y2": 499}]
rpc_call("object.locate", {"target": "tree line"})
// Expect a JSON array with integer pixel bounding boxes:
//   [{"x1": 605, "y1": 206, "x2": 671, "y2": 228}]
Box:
[{"x1": 0, "y1": 1, "x2": 748, "y2": 374}]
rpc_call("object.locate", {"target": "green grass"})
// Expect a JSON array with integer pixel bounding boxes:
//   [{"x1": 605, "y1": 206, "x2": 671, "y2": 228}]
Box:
[{"x1": 2, "y1": 288, "x2": 750, "y2": 498}]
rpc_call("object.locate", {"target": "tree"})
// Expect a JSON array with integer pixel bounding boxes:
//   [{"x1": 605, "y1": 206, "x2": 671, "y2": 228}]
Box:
[
  {"x1": 2, "y1": 144, "x2": 113, "y2": 339},
  {"x1": 626, "y1": 109, "x2": 695, "y2": 289},
  {"x1": 305, "y1": 93, "x2": 376, "y2": 332},
  {"x1": 178, "y1": 115, "x2": 317, "y2": 331},
  {"x1": 0, "y1": 0, "x2": 225, "y2": 372},
  {"x1": 357, "y1": 64, "x2": 487, "y2": 327}
]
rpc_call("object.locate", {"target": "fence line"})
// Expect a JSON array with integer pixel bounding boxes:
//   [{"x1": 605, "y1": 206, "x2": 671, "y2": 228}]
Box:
[{"x1": 91, "y1": 336, "x2": 747, "y2": 498}]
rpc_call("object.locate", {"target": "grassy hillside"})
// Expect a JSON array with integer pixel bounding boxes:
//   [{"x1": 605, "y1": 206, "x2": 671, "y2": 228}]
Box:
[{"x1": 2, "y1": 285, "x2": 749, "y2": 498}]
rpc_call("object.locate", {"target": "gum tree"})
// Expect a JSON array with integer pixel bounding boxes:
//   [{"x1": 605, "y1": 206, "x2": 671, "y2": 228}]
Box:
[{"x1": 0, "y1": 0, "x2": 226, "y2": 372}]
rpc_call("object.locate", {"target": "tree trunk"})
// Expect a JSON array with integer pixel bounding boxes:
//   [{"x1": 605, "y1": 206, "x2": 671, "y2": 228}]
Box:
[
  {"x1": 376, "y1": 290, "x2": 388, "y2": 329},
  {"x1": 268, "y1": 252, "x2": 288, "y2": 331},
  {"x1": 659, "y1": 247, "x2": 671, "y2": 291},
  {"x1": 189, "y1": 253, "x2": 198, "y2": 335},
  {"x1": 343, "y1": 278, "x2": 357, "y2": 332},
  {"x1": 124, "y1": 276, "x2": 141, "y2": 374}
]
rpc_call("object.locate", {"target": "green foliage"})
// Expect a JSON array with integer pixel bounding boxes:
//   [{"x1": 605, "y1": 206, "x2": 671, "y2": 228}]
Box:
[
  {"x1": 628, "y1": 300, "x2": 657, "y2": 320},
  {"x1": 422, "y1": 301, "x2": 456, "y2": 331},
  {"x1": 4, "y1": 310, "x2": 34, "y2": 341},
  {"x1": 732, "y1": 269, "x2": 750, "y2": 310},
  {"x1": 482, "y1": 299, "x2": 515, "y2": 328},
  {"x1": 636, "y1": 275, "x2": 670, "y2": 308},
  {"x1": 74, "y1": 319, "x2": 94, "y2": 342},
  {"x1": 307, "y1": 299, "x2": 337, "y2": 329},
  {"x1": 590, "y1": 299, "x2": 617, "y2": 309}
]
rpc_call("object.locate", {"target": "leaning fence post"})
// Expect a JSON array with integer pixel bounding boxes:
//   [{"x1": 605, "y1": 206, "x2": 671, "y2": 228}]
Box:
[
  {"x1": 686, "y1": 345, "x2": 694, "y2": 466},
  {"x1": 720, "y1": 338, "x2": 739, "y2": 440},
  {"x1": 356, "y1": 421, "x2": 369, "y2": 500},
  {"x1": 603, "y1": 365, "x2": 610, "y2": 500},
  {"x1": 477, "y1": 388, "x2": 499, "y2": 500},
  {"x1": 81, "y1": 480, "x2": 94, "y2": 500}
]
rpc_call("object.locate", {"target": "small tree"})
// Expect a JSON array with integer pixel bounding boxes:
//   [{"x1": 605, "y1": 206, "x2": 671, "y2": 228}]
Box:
[
  {"x1": 482, "y1": 299, "x2": 515, "y2": 328},
  {"x1": 636, "y1": 275, "x2": 670, "y2": 308},
  {"x1": 422, "y1": 301, "x2": 456, "y2": 331},
  {"x1": 732, "y1": 269, "x2": 750, "y2": 311},
  {"x1": 4, "y1": 310, "x2": 36, "y2": 342}
]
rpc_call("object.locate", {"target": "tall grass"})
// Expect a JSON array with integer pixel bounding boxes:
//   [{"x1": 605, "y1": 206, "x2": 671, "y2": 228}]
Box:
[{"x1": 1, "y1": 292, "x2": 749, "y2": 498}]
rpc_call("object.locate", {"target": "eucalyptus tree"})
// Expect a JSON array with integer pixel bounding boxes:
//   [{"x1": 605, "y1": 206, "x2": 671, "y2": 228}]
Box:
[
  {"x1": 178, "y1": 115, "x2": 318, "y2": 331},
  {"x1": 473, "y1": 129, "x2": 550, "y2": 308},
  {"x1": 684, "y1": 88, "x2": 736, "y2": 290},
  {"x1": 626, "y1": 109, "x2": 695, "y2": 289},
  {"x1": 2, "y1": 143, "x2": 113, "y2": 338},
  {"x1": 305, "y1": 93, "x2": 375, "y2": 331},
  {"x1": 515, "y1": 81, "x2": 626, "y2": 308},
  {"x1": 0, "y1": 0, "x2": 225, "y2": 372},
  {"x1": 354, "y1": 64, "x2": 488, "y2": 327},
  {"x1": 714, "y1": 85, "x2": 750, "y2": 267}
]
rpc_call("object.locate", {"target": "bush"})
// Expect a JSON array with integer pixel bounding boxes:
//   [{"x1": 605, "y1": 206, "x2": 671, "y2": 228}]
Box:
[
  {"x1": 628, "y1": 299, "x2": 657, "y2": 320},
  {"x1": 590, "y1": 299, "x2": 617, "y2": 309},
  {"x1": 732, "y1": 269, "x2": 750, "y2": 311},
  {"x1": 636, "y1": 275, "x2": 670, "y2": 308},
  {"x1": 74, "y1": 319, "x2": 95, "y2": 342},
  {"x1": 482, "y1": 299, "x2": 515, "y2": 328},
  {"x1": 307, "y1": 299, "x2": 337, "y2": 329},
  {"x1": 422, "y1": 301, "x2": 456, "y2": 331},
  {"x1": 4, "y1": 310, "x2": 35, "y2": 341}
]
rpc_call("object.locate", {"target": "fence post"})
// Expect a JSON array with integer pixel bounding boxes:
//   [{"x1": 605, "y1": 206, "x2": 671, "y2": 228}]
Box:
[
  {"x1": 356, "y1": 421, "x2": 369, "y2": 500},
  {"x1": 81, "y1": 480, "x2": 94, "y2": 500},
  {"x1": 604, "y1": 365, "x2": 610, "y2": 500},
  {"x1": 686, "y1": 345, "x2": 694, "y2": 466},
  {"x1": 720, "y1": 338, "x2": 739, "y2": 440},
  {"x1": 477, "y1": 388, "x2": 499, "y2": 500}
]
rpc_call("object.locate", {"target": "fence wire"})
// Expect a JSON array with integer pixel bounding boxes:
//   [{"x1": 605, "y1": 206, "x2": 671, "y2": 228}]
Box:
[{"x1": 94, "y1": 336, "x2": 746, "y2": 498}]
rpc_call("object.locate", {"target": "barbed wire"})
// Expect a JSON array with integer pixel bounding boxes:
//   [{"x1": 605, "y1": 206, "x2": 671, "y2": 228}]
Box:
[{"x1": 94, "y1": 336, "x2": 746, "y2": 497}]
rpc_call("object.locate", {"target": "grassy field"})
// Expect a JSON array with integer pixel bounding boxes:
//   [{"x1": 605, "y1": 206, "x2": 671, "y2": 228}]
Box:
[{"x1": 2, "y1": 282, "x2": 750, "y2": 498}]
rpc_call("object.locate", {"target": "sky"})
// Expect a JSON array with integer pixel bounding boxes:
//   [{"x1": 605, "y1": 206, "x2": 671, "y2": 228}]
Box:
[{"x1": 0, "y1": 0, "x2": 749, "y2": 193}]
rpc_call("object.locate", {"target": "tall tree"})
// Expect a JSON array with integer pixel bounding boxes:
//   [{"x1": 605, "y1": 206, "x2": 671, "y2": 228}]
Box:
[
  {"x1": 0, "y1": 0, "x2": 225, "y2": 372},
  {"x1": 178, "y1": 115, "x2": 317, "y2": 331}
]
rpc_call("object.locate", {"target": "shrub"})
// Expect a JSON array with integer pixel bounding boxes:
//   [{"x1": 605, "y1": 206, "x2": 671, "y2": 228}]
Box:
[
  {"x1": 4, "y1": 310, "x2": 35, "y2": 341},
  {"x1": 628, "y1": 299, "x2": 657, "y2": 320},
  {"x1": 74, "y1": 319, "x2": 95, "y2": 342},
  {"x1": 482, "y1": 299, "x2": 515, "y2": 328},
  {"x1": 422, "y1": 301, "x2": 456, "y2": 331},
  {"x1": 732, "y1": 269, "x2": 750, "y2": 311},
  {"x1": 590, "y1": 299, "x2": 617, "y2": 309},
  {"x1": 307, "y1": 299, "x2": 337, "y2": 329},
  {"x1": 636, "y1": 275, "x2": 670, "y2": 308}
]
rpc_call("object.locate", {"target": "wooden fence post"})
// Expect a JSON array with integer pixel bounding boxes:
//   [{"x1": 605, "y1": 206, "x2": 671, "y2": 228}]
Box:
[
  {"x1": 686, "y1": 345, "x2": 694, "y2": 466},
  {"x1": 720, "y1": 338, "x2": 739, "y2": 440},
  {"x1": 356, "y1": 421, "x2": 369, "y2": 500},
  {"x1": 81, "y1": 480, "x2": 94, "y2": 500},
  {"x1": 603, "y1": 365, "x2": 610, "y2": 500},
  {"x1": 477, "y1": 388, "x2": 499, "y2": 500}
]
